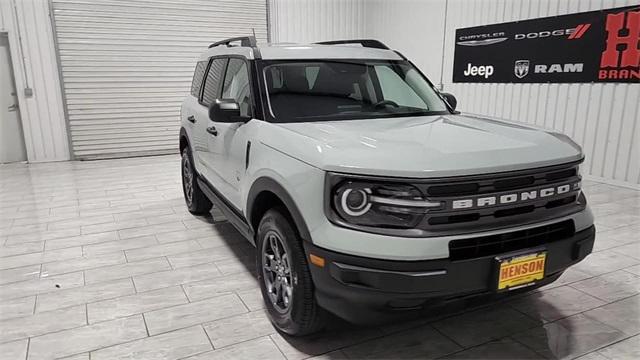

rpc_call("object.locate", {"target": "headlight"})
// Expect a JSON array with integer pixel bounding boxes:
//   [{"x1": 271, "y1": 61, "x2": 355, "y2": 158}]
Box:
[{"x1": 332, "y1": 181, "x2": 442, "y2": 229}]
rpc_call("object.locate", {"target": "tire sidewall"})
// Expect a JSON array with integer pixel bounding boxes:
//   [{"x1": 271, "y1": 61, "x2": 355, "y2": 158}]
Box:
[
  {"x1": 256, "y1": 209, "x2": 311, "y2": 334},
  {"x1": 181, "y1": 148, "x2": 196, "y2": 212}
]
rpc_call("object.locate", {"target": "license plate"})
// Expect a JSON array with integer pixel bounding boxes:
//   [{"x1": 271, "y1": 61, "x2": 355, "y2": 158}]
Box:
[{"x1": 497, "y1": 251, "x2": 546, "y2": 291}]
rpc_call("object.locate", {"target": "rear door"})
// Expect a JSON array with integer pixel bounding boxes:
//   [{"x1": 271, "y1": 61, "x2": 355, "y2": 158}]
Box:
[{"x1": 194, "y1": 58, "x2": 227, "y2": 183}]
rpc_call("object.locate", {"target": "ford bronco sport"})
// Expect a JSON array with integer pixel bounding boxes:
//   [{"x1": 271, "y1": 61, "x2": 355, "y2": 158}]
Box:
[{"x1": 179, "y1": 36, "x2": 595, "y2": 336}]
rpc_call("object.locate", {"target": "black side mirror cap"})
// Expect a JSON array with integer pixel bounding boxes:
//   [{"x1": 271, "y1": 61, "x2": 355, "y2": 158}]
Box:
[
  {"x1": 209, "y1": 99, "x2": 248, "y2": 123},
  {"x1": 441, "y1": 92, "x2": 457, "y2": 111}
]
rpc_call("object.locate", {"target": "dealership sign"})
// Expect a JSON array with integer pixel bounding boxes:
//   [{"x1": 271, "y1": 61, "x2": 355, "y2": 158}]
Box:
[{"x1": 453, "y1": 5, "x2": 639, "y2": 83}]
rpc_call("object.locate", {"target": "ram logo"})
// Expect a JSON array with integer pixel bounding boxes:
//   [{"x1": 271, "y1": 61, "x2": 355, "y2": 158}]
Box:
[{"x1": 451, "y1": 183, "x2": 579, "y2": 210}]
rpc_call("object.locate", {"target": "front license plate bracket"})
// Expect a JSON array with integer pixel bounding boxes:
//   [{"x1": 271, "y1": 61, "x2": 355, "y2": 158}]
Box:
[{"x1": 495, "y1": 250, "x2": 546, "y2": 291}]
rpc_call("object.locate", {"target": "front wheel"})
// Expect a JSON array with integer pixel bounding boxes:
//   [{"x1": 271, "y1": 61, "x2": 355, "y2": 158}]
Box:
[
  {"x1": 256, "y1": 208, "x2": 326, "y2": 336},
  {"x1": 181, "y1": 148, "x2": 212, "y2": 215}
]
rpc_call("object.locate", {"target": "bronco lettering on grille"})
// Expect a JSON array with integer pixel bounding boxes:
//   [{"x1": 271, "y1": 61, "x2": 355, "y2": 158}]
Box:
[{"x1": 450, "y1": 183, "x2": 579, "y2": 210}]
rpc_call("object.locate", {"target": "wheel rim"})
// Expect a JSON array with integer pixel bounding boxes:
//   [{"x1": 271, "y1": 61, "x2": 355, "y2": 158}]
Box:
[
  {"x1": 262, "y1": 230, "x2": 293, "y2": 313},
  {"x1": 182, "y1": 154, "x2": 194, "y2": 206}
]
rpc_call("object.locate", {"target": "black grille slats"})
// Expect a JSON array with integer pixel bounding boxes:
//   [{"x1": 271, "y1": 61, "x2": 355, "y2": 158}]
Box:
[{"x1": 448, "y1": 220, "x2": 575, "y2": 260}]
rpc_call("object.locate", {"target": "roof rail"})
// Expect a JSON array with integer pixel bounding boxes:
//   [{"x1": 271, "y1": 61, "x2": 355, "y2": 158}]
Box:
[
  {"x1": 209, "y1": 36, "x2": 257, "y2": 49},
  {"x1": 315, "y1": 39, "x2": 390, "y2": 50}
]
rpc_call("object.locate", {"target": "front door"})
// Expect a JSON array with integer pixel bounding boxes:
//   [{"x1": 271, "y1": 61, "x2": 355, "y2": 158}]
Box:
[{"x1": 0, "y1": 34, "x2": 27, "y2": 163}]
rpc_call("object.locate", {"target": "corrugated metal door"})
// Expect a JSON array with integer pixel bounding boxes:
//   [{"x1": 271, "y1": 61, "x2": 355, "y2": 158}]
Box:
[{"x1": 51, "y1": 0, "x2": 267, "y2": 159}]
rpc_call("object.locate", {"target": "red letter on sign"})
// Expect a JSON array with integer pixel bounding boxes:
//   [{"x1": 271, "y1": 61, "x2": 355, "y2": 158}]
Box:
[{"x1": 600, "y1": 10, "x2": 640, "y2": 68}]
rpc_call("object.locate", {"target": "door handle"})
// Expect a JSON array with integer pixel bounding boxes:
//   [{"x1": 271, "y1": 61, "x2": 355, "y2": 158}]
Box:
[
  {"x1": 206, "y1": 126, "x2": 218, "y2": 136},
  {"x1": 187, "y1": 115, "x2": 196, "y2": 123},
  {"x1": 7, "y1": 104, "x2": 18, "y2": 112}
]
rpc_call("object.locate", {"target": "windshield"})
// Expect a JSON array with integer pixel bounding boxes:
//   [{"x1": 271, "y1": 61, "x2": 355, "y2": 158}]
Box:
[{"x1": 262, "y1": 60, "x2": 450, "y2": 122}]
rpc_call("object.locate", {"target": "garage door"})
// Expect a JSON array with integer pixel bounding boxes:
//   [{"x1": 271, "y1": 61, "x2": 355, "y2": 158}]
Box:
[{"x1": 51, "y1": 0, "x2": 268, "y2": 159}]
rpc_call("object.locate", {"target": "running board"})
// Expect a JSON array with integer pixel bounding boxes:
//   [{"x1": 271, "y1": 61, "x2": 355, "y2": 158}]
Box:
[{"x1": 197, "y1": 177, "x2": 255, "y2": 246}]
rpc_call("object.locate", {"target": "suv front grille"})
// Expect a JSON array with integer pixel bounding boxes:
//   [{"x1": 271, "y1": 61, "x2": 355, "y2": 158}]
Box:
[
  {"x1": 411, "y1": 161, "x2": 584, "y2": 235},
  {"x1": 448, "y1": 220, "x2": 575, "y2": 260}
]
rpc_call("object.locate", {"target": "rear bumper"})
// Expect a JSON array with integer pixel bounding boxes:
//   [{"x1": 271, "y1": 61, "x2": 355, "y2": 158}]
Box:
[{"x1": 304, "y1": 225, "x2": 595, "y2": 324}]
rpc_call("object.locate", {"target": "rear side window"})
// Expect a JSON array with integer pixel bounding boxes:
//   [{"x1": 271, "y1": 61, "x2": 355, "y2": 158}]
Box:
[
  {"x1": 201, "y1": 58, "x2": 227, "y2": 107},
  {"x1": 190, "y1": 61, "x2": 207, "y2": 97}
]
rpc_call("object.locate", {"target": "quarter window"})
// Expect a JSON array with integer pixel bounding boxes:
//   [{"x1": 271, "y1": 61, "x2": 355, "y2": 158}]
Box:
[
  {"x1": 201, "y1": 58, "x2": 227, "y2": 107},
  {"x1": 222, "y1": 59, "x2": 252, "y2": 117}
]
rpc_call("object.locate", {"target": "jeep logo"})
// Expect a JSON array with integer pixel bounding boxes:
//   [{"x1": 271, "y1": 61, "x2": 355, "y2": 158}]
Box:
[
  {"x1": 463, "y1": 63, "x2": 494, "y2": 78},
  {"x1": 451, "y1": 183, "x2": 578, "y2": 210}
]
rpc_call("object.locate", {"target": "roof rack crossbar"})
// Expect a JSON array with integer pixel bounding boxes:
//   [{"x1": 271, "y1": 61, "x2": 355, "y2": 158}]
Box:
[
  {"x1": 209, "y1": 36, "x2": 257, "y2": 48},
  {"x1": 315, "y1": 39, "x2": 390, "y2": 50}
]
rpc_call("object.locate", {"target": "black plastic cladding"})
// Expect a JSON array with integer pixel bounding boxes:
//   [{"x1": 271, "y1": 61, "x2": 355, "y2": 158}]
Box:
[{"x1": 324, "y1": 160, "x2": 586, "y2": 238}]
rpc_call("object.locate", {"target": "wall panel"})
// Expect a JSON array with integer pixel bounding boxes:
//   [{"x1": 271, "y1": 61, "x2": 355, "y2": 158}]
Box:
[
  {"x1": 269, "y1": 0, "x2": 367, "y2": 43},
  {"x1": 0, "y1": 0, "x2": 69, "y2": 162}
]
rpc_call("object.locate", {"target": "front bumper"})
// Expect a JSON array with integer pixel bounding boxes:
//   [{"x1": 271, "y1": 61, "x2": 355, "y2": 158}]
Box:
[{"x1": 304, "y1": 225, "x2": 595, "y2": 324}]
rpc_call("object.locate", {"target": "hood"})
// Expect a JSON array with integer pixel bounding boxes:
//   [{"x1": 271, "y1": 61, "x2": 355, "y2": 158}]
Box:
[{"x1": 262, "y1": 114, "x2": 583, "y2": 178}]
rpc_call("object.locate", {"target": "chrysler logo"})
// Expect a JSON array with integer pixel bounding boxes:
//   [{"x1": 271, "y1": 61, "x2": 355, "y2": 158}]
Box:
[
  {"x1": 514, "y1": 60, "x2": 530, "y2": 78},
  {"x1": 451, "y1": 183, "x2": 580, "y2": 210}
]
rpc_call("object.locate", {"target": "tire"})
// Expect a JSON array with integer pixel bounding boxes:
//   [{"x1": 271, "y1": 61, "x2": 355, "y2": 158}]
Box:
[
  {"x1": 181, "y1": 147, "x2": 212, "y2": 215},
  {"x1": 256, "y1": 207, "x2": 326, "y2": 336}
]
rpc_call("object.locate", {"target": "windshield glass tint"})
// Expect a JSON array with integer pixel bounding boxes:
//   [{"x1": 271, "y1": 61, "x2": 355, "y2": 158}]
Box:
[{"x1": 263, "y1": 60, "x2": 449, "y2": 122}]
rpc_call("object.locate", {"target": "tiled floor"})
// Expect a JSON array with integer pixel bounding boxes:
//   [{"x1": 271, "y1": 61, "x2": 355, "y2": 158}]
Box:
[{"x1": 0, "y1": 155, "x2": 639, "y2": 360}]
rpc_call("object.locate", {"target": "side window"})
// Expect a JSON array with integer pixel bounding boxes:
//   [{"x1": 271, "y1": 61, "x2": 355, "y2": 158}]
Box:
[
  {"x1": 190, "y1": 61, "x2": 207, "y2": 98},
  {"x1": 222, "y1": 59, "x2": 252, "y2": 117},
  {"x1": 202, "y1": 58, "x2": 227, "y2": 107}
]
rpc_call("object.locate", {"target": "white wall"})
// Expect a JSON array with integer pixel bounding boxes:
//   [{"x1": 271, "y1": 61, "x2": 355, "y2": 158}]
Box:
[
  {"x1": 269, "y1": 0, "x2": 368, "y2": 43},
  {"x1": 441, "y1": 0, "x2": 640, "y2": 188},
  {"x1": 270, "y1": 0, "x2": 640, "y2": 188},
  {"x1": 0, "y1": 0, "x2": 69, "y2": 162}
]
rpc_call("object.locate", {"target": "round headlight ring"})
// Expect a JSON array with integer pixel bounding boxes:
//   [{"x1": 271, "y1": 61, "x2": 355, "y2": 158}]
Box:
[{"x1": 340, "y1": 188, "x2": 372, "y2": 217}]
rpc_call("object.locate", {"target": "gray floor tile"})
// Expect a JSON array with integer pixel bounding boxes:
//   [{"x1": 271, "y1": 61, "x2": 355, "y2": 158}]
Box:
[
  {"x1": 583, "y1": 295, "x2": 640, "y2": 335},
  {"x1": 185, "y1": 336, "x2": 284, "y2": 360},
  {"x1": 81, "y1": 235, "x2": 158, "y2": 256},
  {"x1": 432, "y1": 305, "x2": 541, "y2": 347},
  {"x1": 88, "y1": 286, "x2": 188, "y2": 323},
  {"x1": 513, "y1": 313, "x2": 627, "y2": 359},
  {"x1": 0, "y1": 247, "x2": 82, "y2": 271},
  {"x1": 443, "y1": 338, "x2": 544, "y2": 359},
  {"x1": 125, "y1": 239, "x2": 202, "y2": 262},
  {"x1": 0, "y1": 305, "x2": 86, "y2": 343},
  {"x1": 166, "y1": 244, "x2": 244, "y2": 269},
  {"x1": 41, "y1": 251, "x2": 126, "y2": 277},
  {"x1": 0, "y1": 241, "x2": 45, "y2": 257},
  {"x1": 571, "y1": 270, "x2": 640, "y2": 302},
  {"x1": 0, "y1": 271, "x2": 84, "y2": 301},
  {"x1": 236, "y1": 288, "x2": 265, "y2": 311},
  {"x1": 572, "y1": 250, "x2": 639, "y2": 277},
  {"x1": 27, "y1": 315, "x2": 147, "y2": 360},
  {"x1": 84, "y1": 257, "x2": 171, "y2": 284},
  {"x1": 0, "y1": 264, "x2": 41, "y2": 285},
  {"x1": 509, "y1": 285, "x2": 606, "y2": 322},
  {"x1": 90, "y1": 325, "x2": 212, "y2": 360},
  {"x1": 204, "y1": 310, "x2": 276, "y2": 348},
  {"x1": 144, "y1": 293, "x2": 248, "y2": 335},
  {"x1": 44, "y1": 230, "x2": 117, "y2": 250},
  {"x1": 0, "y1": 339, "x2": 28, "y2": 360},
  {"x1": 132, "y1": 262, "x2": 222, "y2": 292},
  {"x1": 0, "y1": 295, "x2": 35, "y2": 321},
  {"x1": 35, "y1": 278, "x2": 135, "y2": 313},
  {"x1": 597, "y1": 334, "x2": 640, "y2": 360},
  {"x1": 340, "y1": 324, "x2": 461, "y2": 359},
  {"x1": 182, "y1": 271, "x2": 258, "y2": 301},
  {"x1": 118, "y1": 221, "x2": 187, "y2": 240}
]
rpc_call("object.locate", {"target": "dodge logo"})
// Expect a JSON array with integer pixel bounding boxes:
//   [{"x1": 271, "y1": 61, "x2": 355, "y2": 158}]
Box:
[
  {"x1": 514, "y1": 60, "x2": 530, "y2": 78},
  {"x1": 451, "y1": 183, "x2": 580, "y2": 210}
]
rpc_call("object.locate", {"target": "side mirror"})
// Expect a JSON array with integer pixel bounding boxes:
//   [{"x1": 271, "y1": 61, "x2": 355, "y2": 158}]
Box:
[
  {"x1": 209, "y1": 99, "x2": 246, "y2": 123},
  {"x1": 441, "y1": 92, "x2": 457, "y2": 111}
]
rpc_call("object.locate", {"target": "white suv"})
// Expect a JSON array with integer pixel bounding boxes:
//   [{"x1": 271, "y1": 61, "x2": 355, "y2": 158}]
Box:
[{"x1": 179, "y1": 36, "x2": 595, "y2": 336}]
